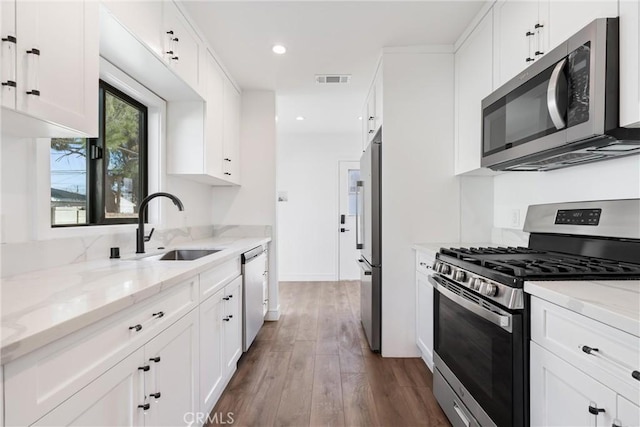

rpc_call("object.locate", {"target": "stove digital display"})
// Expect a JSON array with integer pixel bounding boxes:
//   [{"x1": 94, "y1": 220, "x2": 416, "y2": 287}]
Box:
[{"x1": 555, "y1": 208, "x2": 602, "y2": 225}]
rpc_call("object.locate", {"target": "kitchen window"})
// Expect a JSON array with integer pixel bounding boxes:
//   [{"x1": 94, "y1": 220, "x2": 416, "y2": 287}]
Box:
[{"x1": 50, "y1": 81, "x2": 148, "y2": 226}]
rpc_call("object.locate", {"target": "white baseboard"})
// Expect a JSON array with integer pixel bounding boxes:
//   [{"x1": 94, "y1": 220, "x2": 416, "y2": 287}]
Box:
[
  {"x1": 264, "y1": 305, "x2": 280, "y2": 321},
  {"x1": 279, "y1": 274, "x2": 337, "y2": 282}
]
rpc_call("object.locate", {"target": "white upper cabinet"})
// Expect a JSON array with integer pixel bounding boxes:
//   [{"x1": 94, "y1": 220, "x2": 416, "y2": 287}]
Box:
[
  {"x1": 455, "y1": 11, "x2": 493, "y2": 175},
  {"x1": 1, "y1": 0, "x2": 16, "y2": 110},
  {"x1": 100, "y1": 0, "x2": 163, "y2": 57},
  {"x1": 162, "y1": 1, "x2": 202, "y2": 94},
  {"x1": 493, "y1": 0, "x2": 548, "y2": 88},
  {"x1": 620, "y1": 0, "x2": 640, "y2": 128},
  {"x1": 1, "y1": 0, "x2": 98, "y2": 137},
  {"x1": 205, "y1": 51, "x2": 225, "y2": 178},
  {"x1": 548, "y1": 0, "x2": 618, "y2": 49},
  {"x1": 222, "y1": 78, "x2": 241, "y2": 184}
]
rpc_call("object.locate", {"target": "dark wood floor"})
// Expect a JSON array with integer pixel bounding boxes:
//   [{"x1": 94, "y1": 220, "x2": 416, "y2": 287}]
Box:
[{"x1": 208, "y1": 281, "x2": 450, "y2": 427}]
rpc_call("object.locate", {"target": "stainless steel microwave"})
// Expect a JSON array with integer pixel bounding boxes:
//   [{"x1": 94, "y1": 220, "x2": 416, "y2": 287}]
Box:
[{"x1": 481, "y1": 17, "x2": 640, "y2": 171}]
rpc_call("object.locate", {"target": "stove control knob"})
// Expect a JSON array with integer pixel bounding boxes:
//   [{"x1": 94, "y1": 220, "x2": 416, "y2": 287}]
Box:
[
  {"x1": 471, "y1": 278, "x2": 484, "y2": 291},
  {"x1": 454, "y1": 270, "x2": 467, "y2": 282},
  {"x1": 440, "y1": 264, "x2": 451, "y2": 275},
  {"x1": 481, "y1": 283, "x2": 498, "y2": 297},
  {"x1": 433, "y1": 261, "x2": 441, "y2": 272}
]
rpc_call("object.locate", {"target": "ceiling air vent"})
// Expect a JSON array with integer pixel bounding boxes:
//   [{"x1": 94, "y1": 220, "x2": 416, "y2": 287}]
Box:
[{"x1": 315, "y1": 74, "x2": 351, "y2": 84}]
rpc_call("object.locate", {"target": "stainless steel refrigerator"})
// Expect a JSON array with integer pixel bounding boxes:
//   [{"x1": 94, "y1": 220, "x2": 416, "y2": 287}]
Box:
[{"x1": 356, "y1": 128, "x2": 381, "y2": 352}]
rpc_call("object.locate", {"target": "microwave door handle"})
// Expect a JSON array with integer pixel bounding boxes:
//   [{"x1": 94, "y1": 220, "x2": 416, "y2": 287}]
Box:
[
  {"x1": 355, "y1": 180, "x2": 363, "y2": 249},
  {"x1": 547, "y1": 58, "x2": 568, "y2": 130}
]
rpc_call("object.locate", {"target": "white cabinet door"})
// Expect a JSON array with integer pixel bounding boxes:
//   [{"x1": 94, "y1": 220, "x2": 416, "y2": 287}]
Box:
[
  {"x1": 366, "y1": 89, "x2": 376, "y2": 142},
  {"x1": 101, "y1": 0, "x2": 163, "y2": 57},
  {"x1": 455, "y1": 11, "x2": 493, "y2": 175},
  {"x1": 15, "y1": 0, "x2": 98, "y2": 136},
  {"x1": 223, "y1": 276, "x2": 243, "y2": 372},
  {"x1": 530, "y1": 342, "x2": 617, "y2": 427},
  {"x1": 32, "y1": 348, "x2": 144, "y2": 427},
  {"x1": 374, "y1": 68, "x2": 383, "y2": 131},
  {"x1": 493, "y1": 0, "x2": 541, "y2": 87},
  {"x1": 204, "y1": 51, "x2": 225, "y2": 178},
  {"x1": 144, "y1": 309, "x2": 199, "y2": 427},
  {"x1": 163, "y1": 1, "x2": 201, "y2": 93},
  {"x1": 416, "y1": 271, "x2": 434, "y2": 370},
  {"x1": 199, "y1": 288, "x2": 224, "y2": 415},
  {"x1": 620, "y1": 0, "x2": 640, "y2": 128},
  {"x1": 548, "y1": 0, "x2": 618, "y2": 50},
  {"x1": 222, "y1": 78, "x2": 241, "y2": 184},
  {"x1": 616, "y1": 395, "x2": 640, "y2": 427},
  {"x1": 1, "y1": 0, "x2": 17, "y2": 110}
]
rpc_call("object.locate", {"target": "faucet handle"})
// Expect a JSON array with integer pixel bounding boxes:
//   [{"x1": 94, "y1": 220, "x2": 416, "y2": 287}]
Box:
[{"x1": 144, "y1": 227, "x2": 155, "y2": 242}]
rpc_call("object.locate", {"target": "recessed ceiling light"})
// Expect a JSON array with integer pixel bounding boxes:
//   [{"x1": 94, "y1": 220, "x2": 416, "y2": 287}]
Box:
[
  {"x1": 358, "y1": 116, "x2": 363, "y2": 121},
  {"x1": 296, "y1": 116, "x2": 305, "y2": 121},
  {"x1": 272, "y1": 45, "x2": 287, "y2": 55}
]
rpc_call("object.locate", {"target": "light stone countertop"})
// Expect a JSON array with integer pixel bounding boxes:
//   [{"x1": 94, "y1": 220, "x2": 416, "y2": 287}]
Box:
[
  {"x1": 1, "y1": 236, "x2": 270, "y2": 364},
  {"x1": 525, "y1": 280, "x2": 640, "y2": 337}
]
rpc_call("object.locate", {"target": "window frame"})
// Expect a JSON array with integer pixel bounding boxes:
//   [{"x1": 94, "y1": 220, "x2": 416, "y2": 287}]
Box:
[{"x1": 51, "y1": 79, "x2": 149, "y2": 227}]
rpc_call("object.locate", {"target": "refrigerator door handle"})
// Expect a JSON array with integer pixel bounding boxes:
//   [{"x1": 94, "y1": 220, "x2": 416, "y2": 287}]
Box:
[{"x1": 356, "y1": 180, "x2": 364, "y2": 249}]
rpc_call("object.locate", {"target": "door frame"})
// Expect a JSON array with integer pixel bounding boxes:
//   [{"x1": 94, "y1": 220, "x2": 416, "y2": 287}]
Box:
[{"x1": 336, "y1": 160, "x2": 360, "y2": 281}]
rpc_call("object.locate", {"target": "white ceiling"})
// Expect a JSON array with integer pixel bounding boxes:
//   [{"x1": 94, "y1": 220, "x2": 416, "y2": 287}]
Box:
[{"x1": 181, "y1": 1, "x2": 486, "y2": 134}]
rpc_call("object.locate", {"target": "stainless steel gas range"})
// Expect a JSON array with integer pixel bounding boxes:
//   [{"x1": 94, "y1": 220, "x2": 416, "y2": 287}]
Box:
[{"x1": 431, "y1": 199, "x2": 640, "y2": 427}]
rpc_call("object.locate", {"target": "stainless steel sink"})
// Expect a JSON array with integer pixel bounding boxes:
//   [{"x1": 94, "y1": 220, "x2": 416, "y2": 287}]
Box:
[{"x1": 158, "y1": 249, "x2": 221, "y2": 261}]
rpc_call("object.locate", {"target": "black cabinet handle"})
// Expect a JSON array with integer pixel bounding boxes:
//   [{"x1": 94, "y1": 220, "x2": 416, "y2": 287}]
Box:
[
  {"x1": 166, "y1": 50, "x2": 174, "y2": 55},
  {"x1": 535, "y1": 23, "x2": 544, "y2": 29},
  {"x1": 138, "y1": 403, "x2": 150, "y2": 410},
  {"x1": 535, "y1": 51, "x2": 544, "y2": 56},
  {"x1": 368, "y1": 116, "x2": 374, "y2": 121},
  {"x1": 228, "y1": 294, "x2": 233, "y2": 299},
  {"x1": 26, "y1": 48, "x2": 40, "y2": 56},
  {"x1": 26, "y1": 89, "x2": 40, "y2": 96},
  {"x1": 2, "y1": 35, "x2": 16, "y2": 43},
  {"x1": 129, "y1": 324, "x2": 142, "y2": 332},
  {"x1": 171, "y1": 56, "x2": 179, "y2": 61},
  {"x1": 368, "y1": 130, "x2": 374, "y2": 134},
  {"x1": 228, "y1": 315, "x2": 233, "y2": 319},
  {"x1": 224, "y1": 172, "x2": 231, "y2": 176},
  {"x1": 525, "y1": 31, "x2": 535, "y2": 37},
  {"x1": 149, "y1": 356, "x2": 161, "y2": 363},
  {"x1": 172, "y1": 37, "x2": 179, "y2": 42},
  {"x1": 526, "y1": 58, "x2": 534, "y2": 62},
  {"x1": 632, "y1": 370, "x2": 640, "y2": 381},
  {"x1": 138, "y1": 365, "x2": 150, "y2": 372},
  {"x1": 223, "y1": 316, "x2": 230, "y2": 322},
  {"x1": 588, "y1": 404, "x2": 605, "y2": 415},
  {"x1": 223, "y1": 296, "x2": 230, "y2": 301},
  {"x1": 224, "y1": 158, "x2": 231, "y2": 162},
  {"x1": 581, "y1": 345, "x2": 599, "y2": 355},
  {"x1": 150, "y1": 392, "x2": 161, "y2": 399},
  {"x1": 2, "y1": 81, "x2": 16, "y2": 87},
  {"x1": 166, "y1": 30, "x2": 174, "y2": 35},
  {"x1": 152, "y1": 311, "x2": 164, "y2": 318}
]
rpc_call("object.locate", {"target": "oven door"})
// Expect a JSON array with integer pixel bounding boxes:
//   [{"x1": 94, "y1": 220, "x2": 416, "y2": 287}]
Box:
[{"x1": 431, "y1": 274, "x2": 524, "y2": 427}]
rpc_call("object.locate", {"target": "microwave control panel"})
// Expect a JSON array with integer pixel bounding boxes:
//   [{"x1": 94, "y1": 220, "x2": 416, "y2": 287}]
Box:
[{"x1": 555, "y1": 208, "x2": 602, "y2": 226}]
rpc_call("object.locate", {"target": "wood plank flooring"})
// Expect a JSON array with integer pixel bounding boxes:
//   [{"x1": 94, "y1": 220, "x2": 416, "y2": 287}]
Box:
[{"x1": 208, "y1": 281, "x2": 450, "y2": 427}]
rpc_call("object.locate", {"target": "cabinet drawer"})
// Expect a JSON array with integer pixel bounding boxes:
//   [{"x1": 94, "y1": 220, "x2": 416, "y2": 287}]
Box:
[
  {"x1": 416, "y1": 250, "x2": 435, "y2": 276},
  {"x1": 531, "y1": 297, "x2": 640, "y2": 404},
  {"x1": 4, "y1": 276, "x2": 197, "y2": 427},
  {"x1": 200, "y1": 258, "x2": 241, "y2": 299}
]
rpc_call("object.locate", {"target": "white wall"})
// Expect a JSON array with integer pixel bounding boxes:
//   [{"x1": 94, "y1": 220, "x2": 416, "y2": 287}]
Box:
[
  {"x1": 381, "y1": 51, "x2": 460, "y2": 357},
  {"x1": 211, "y1": 90, "x2": 280, "y2": 318},
  {"x1": 494, "y1": 155, "x2": 640, "y2": 229},
  {"x1": 277, "y1": 132, "x2": 361, "y2": 281}
]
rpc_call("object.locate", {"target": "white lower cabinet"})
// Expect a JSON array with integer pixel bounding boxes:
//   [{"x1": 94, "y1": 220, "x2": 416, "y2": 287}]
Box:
[
  {"x1": 530, "y1": 341, "x2": 617, "y2": 427},
  {"x1": 199, "y1": 275, "x2": 242, "y2": 416},
  {"x1": 617, "y1": 395, "x2": 640, "y2": 427},
  {"x1": 144, "y1": 309, "x2": 199, "y2": 427},
  {"x1": 31, "y1": 348, "x2": 144, "y2": 426},
  {"x1": 415, "y1": 250, "x2": 435, "y2": 370}
]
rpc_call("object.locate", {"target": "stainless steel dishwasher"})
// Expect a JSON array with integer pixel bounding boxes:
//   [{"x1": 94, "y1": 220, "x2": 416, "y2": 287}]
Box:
[{"x1": 242, "y1": 245, "x2": 266, "y2": 351}]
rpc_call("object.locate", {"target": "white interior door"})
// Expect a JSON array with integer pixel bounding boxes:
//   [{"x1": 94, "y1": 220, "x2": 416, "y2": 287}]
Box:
[{"x1": 338, "y1": 161, "x2": 360, "y2": 280}]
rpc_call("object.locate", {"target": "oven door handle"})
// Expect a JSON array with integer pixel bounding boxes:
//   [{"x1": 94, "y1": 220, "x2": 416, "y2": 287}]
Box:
[{"x1": 429, "y1": 275, "x2": 512, "y2": 333}]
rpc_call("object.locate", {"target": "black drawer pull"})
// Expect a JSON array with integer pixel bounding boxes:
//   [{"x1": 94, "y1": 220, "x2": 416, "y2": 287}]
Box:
[
  {"x1": 224, "y1": 172, "x2": 231, "y2": 176},
  {"x1": 138, "y1": 403, "x2": 150, "y2": 410},
  {"x1": 26, "y1": 89, "x2": 40, "y2": 96},
  {"x1": 2, "y1": 81, "x2": 16, "y2": 87},
  {"x1": 150, "y1": 392, "x2": 161, "y2": 399},
  {"x1": 223, "y1": 296, "x2": 230, "y2": 301},
  {"x1": 581, "y1": 345, "x2": 599, "y2": 355},
  {"x1": 632, "y1": 370, "x2": 640, "y2": 381},
  {"x1": 224, "y1": 158, "x2": 231, "y2": 162},
  {"x1": 149, "y1": 356, "x2": 161, "y2": 363},
  {"x1": 534, "y1": 23, "x2": 544, "y2": 29},
  {"x1": 26, "y1": 48, "x2": 40, "y2": 55},
  {"x1": 525, "y1": 31, "x2": 535, "y2": 37},
  {"x1": 165, "y1": 50, "x2": 174, "y2": 55},
  {"x1": 2, "y1": 35, "x2": 16, "y2": 43},
  {"x1": 526, "y1": 57, "x2": 534, "y2": 62},
  {"x1": 138, "y1": 365, "x2": 150, "y2": 372},
  {"x1": 223, "y1": 316, "x2": 230, "y2": 322},
  {"x1": 152, "y1": 311, "x2": 164, "y2": 318},
  {"x1": 588, "y1": 405, "x2": 605, "y2": 415},
  {"x1": 172, "y1": 37, "x2": 179, "y2": 42},
  {"x1": 129, "y1": 324, "x2": 142, "y2": 332},
  {"x1": 228, "y1": 314, "x2": 233, "y2": 319},
  {"x1": 166, "y1": 30, "x2": 174, "y2": 35},
  {"x1": 171, "y1": 56, "x2": 179, "y2": 61}
]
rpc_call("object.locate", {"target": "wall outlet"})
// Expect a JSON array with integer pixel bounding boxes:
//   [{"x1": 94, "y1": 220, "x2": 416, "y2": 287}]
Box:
[{"x1": 510, "y1": 209, "x2": 521, "y2": 228}]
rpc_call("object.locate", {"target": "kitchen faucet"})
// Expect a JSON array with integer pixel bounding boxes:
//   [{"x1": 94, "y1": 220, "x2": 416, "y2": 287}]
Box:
[{"x1": 136, "y1": 192, "x2": 184, "y2": 253}]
